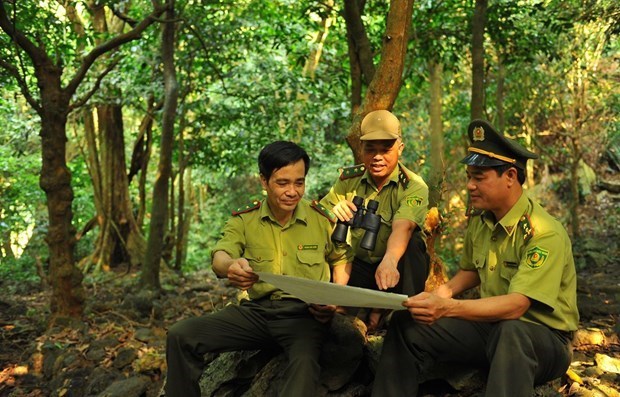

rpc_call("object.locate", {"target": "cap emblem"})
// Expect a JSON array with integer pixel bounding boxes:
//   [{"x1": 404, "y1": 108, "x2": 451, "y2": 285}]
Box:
[{"x1": 472, "y1": 126, "x2": 485, "y2": 141}]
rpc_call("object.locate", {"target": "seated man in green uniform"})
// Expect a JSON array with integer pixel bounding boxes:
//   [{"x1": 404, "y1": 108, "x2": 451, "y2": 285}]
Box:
[
  {"x1": 372, "y1": 120, "x2": 579, "y2": 397},
  {"x1": 165, "y1": 141, "x2": 351, "y2": 397},
  {"x1": 320, "y1": 109, "x2": 430, "y2": 331}
]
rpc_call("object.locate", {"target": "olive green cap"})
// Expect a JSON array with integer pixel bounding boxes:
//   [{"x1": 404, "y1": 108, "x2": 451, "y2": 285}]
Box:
[
  {"x1": 460, "y1": 119, "x2": 538, "y2": 169},
  {"x1": 360, "y1": 110, "x2": 401, "y2": 141}
]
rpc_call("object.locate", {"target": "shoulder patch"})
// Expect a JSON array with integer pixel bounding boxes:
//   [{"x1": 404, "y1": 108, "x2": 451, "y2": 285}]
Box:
[
  {"x1": 398, "y1": 164, "x2": 410, "y2": 188},
  {"x1": 310, "y1": 200, "x2": 337, "y2": 223},
  {"x1": 339, "y1": 164, "x2": 366, "y2": 180},
  {"x1": 525, "y1": 246, "x2": 549, "y2": 269},
  {"x1": 518, "y1": 214, "x2": 534, "y2": 244},
  {"x1": 232, "y1": 200, "x2": 261, "y2": 216}
]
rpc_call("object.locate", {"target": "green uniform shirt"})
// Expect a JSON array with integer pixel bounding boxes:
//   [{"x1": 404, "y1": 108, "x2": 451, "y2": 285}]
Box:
[
  {"x1": 460, "y1": 193, "x2": 579, "y2": 331},
  {"x1": 212, "y1": 198, "x2": 350, "y2": 300},
  {"x1": 320, "y1": 162, "x2": 429, "y2": 264}
]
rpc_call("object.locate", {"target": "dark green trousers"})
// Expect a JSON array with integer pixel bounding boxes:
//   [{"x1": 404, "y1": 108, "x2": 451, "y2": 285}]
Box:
[
  {"x1": 372, "y1": 312, "x2": 573, "y2": 397},
  {"x1": 165, "y1": 298, "x2": 329, "y2": 397},
  {"x1": 349, "y1": 228, "x2": 430, "y2": 296}
]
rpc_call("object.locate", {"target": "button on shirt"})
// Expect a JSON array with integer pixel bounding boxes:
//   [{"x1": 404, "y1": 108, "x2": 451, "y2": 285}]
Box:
[
  {"x1": 320, "y1": 162, "x2": 428, "y2": 264},
  {"x1": 460, "y1": 193, "x2": 579, "y2": 331},
  {"x1": 212, "y1": 198, "x2": 350, "y2": 300}
]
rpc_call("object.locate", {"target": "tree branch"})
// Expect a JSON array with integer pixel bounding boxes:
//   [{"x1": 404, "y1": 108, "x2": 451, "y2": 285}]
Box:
[
  {"x1": 0, "y1": 0, "x2": 49, "y2": 65},
  {"x1": 68, "y1": 58, "x2": 120, "y2": 111},
  {"x1": 184, "y1": 22, "x2": 230, "y2": 96},
  {"x1": 0, "y1": 58, "x2": 40, "y2": 112},
  {"x1": 65, "y1": 3, "x2": 168, "y2": 97}
]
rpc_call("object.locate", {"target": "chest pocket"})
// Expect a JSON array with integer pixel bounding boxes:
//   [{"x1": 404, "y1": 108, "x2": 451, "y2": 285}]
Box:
[
  {"x1": 296, "y1": 251, "x2": 323, "y2": 267},
  {"x1": 295, "y1": 250, "x2": 324, "y2": 279},
  {"x1": 500, "y1": 258, "x2": 519, "y2": 281},
  {"x1": 244, "y1": 247, "x2": 274, "y2": 272}
]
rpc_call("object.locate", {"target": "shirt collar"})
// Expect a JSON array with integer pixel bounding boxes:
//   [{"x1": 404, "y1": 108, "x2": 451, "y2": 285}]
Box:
[
  {"x1": 259, "y1": 198, "x2": 308, "y2": 226},
  {"x1": 361, "y1": 162, "x2": 400, "y2": 190},
  {"x1": 481, "y1": 192, "x2": 529, "y2": 235}
]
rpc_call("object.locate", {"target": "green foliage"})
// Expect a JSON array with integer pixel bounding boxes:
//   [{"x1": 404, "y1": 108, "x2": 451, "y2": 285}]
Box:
[{"x1": 1, "y1": 0, "x2": 618, "y2": 278}]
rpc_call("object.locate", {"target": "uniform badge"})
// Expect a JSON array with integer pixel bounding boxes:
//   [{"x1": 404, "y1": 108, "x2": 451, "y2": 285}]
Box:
[
  {"x1": 406, "y1": 195, "x2": 423, "y2": 207},
  {"x1": 472, "y1": 126, "x2": 485, "y2": 141},
  {"x1": 525, "y1": 247, "x2": 549, "y2": 269},
  {"x1": 298, "y1": 244, "x2": 318, "y2": 250}
]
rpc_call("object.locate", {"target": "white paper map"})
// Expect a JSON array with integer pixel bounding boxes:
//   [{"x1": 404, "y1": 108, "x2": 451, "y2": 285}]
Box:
[{"x1": 255, "y1": 272, "x2": 408, "y2": 310}]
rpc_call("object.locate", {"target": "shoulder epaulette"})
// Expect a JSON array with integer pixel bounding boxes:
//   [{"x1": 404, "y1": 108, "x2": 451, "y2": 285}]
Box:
[
  {"x1": 339, "y1": 164, "x2": 366, "y2": 180},
  {"x1": 232, "y1": 200, "x2": 261, "y2": 216},
  {"x1": 398, "y1": 164, "x2": 410, "y2": 188},
  {"x1": 310, "y1": 200, "x2": 337, "y2": 223},
  {"x1": 518, "y1": 213, "x2": 534, "y2": 244}
]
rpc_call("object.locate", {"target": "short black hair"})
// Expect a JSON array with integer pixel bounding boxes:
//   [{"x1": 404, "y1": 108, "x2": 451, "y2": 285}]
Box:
[
  {"x1": 493, "y1": 164, "x2": 526, "y2": 185},
  {"x1": 258, "y1": 141, "x2": 310, "y2": 181}
]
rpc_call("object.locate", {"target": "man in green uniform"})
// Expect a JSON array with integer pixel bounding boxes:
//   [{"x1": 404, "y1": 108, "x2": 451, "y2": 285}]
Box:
[
  {"x1": 320, "y1": 110, "x2": 430, "y2": 331},
  {"x1": 165, "y1": 141, "x2": 350, "y2": 397},
  {"x1": 372, "y1": 120, "x2": 579, "y2": 397}
]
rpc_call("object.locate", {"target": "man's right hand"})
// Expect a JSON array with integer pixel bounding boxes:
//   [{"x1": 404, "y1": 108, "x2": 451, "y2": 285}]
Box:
[
  {"x1": 332, "y1": 199, "x2": 358, "y2": 222},
  {"x1": 227, "y1": 258, "x2": 258, "y2": 290}
]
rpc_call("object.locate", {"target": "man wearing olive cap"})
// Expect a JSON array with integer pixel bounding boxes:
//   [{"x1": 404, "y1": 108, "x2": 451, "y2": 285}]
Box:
[
  {"x1": 372, "y1": 119, "x2": 578, "y2": 396},
  {"x1": 320, "y1": 109, "x2": 430, "y2": 332}
]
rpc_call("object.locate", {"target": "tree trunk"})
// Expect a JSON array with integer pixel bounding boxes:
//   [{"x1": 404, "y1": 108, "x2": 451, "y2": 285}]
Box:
[
  {"x1": 142, "y1": 0, "x2": 178, "y2": 289},
  {"x1": 470, "y1": 0, "x2": 487, "y2": 121},
  {"x1": 303, "y1": 0, "x2": 334, "y2": 79},
  {"x1": 175, "y1": 167, "x2": 193, "y2": 271},
  {"x1": 134, "y1": 96, "x2": 157, "y2": 229},
  {"x1": 39, "y1": 79, "x2": 85, "y2": 320},
  {"x1": 494, "y1": 52, "x2": 506, "y2": 131},
  {"x1": 428, "y1": 60, "x2": 444, "y2": 208},
  {"x1": 344, "y1": 0, "x2": 374, "y2": 114},
  {"x1": 345, "y1": 0, "x2": 414, "y2": 163},
  {"x1": 80, "y1": 4, "x2": 146, "y2": 273},
  {"x1": 96, "y1": 105, "x2": 146, "y2": 271}
]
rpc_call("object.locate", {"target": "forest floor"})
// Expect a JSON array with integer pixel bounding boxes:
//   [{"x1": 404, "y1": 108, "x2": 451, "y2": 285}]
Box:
[{"x1": 0, "y1": 188, "x2": 619, "y2": 397}]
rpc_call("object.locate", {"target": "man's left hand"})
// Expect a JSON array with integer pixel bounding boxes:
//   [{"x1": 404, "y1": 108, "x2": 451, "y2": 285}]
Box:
[
  {"x1": 308, "y1": 304, "x2": 337, "y2": 323},
  {"x1": 403, "y1": 292, "x2": 450, "y2": 325}
]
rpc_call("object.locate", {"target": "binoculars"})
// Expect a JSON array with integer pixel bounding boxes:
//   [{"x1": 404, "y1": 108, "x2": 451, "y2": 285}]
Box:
[{"x1": 331, "y1": 196, "x2": 381, "y2": 251}]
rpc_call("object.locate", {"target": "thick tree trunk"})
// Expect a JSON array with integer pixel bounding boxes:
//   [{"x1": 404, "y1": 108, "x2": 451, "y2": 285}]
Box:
[
  {"x1": 142, "y1": 0, "x2": 178, "y2": 289},
  {"x1": 428, "y1": 60, "x2": 444, "y2": 208},
  {"x1": 471, "y1": 0, "x2": 487, "y2": 121},
  {"x1": 39, "y1": 78, "x2": 85, "y2": 319},
  {"x1": 345, "y1": 0, "x2": 414, "y2": 163}
]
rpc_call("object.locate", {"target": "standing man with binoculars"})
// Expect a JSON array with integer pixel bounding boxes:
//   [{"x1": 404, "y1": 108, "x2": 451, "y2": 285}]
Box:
[{"x1": 320, "y1": 110, "x2": 430, "y2": 332}]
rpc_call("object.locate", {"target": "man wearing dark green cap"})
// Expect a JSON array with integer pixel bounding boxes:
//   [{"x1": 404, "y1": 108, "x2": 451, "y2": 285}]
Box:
[
  {"x1": 372, "y1": 119, "x2": 578, "y2": 396},
  {"x1": 320, "y1": 109, "x2": 430, "y2": 332},
  {"x1": 164, "y1": 141, "x2": 351, "y2": 397}
]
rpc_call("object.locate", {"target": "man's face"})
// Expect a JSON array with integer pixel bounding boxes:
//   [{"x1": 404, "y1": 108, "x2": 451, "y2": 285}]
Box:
[
  {"x1": 465, "y1": 166, "x2": 513, "y2": 212},
  {"x1": 361, "y1": 139, "x2": 403, "y2": 186},
  {"x1": 260, "y1": 159, "x2": 306, "y2": 215}
]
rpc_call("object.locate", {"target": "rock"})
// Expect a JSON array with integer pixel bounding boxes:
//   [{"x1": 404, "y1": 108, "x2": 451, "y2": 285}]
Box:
[
  {"x1": 113, "y1": 347, "x2": 138, "y2": 369},
  {"x1": 595, "y1": 353, "x2": 620, "y2": 374},
  {"x1": 200, "y1": 350, "x2": 277, "y2": 396},
  {"x1": 97, "y1": 375, "x2": 151, "y2": 397},
  {"x1": 86, "y1": 367, "x2": 124, "y2": 396},
  {"x1": 573, "y1": 328, "x2": 607, "y2": 348},
  {"x1": 319, "y1": 314, "x2": 366, "y2": 391},
  {"x1": 198, "y1": 315, "x2": 367, "y2": 396}
]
